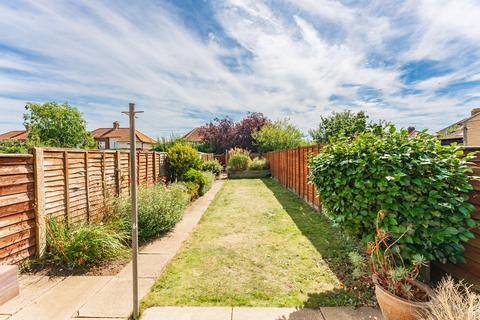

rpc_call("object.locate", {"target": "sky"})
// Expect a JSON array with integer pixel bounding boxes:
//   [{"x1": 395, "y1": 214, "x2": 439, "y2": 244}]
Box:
[{"x1": 0, "y1": 0, "x2": 480, "y2": 138}]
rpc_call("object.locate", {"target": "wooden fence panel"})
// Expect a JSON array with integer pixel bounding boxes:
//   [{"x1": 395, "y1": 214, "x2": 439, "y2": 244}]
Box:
[
  {"x1": 0, "y1": 154, "x2": 36, "y2": 264},
  {"x1": 264, "y1": 145, "x2": 322, "y2": 210}
]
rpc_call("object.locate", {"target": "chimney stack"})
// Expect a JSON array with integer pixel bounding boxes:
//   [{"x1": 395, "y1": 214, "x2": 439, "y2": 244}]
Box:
[
  {"x1": 113, "y1": 121, "x2": 120, "y2": 129},
  {"x1": 471, "y1": 108, "x2": 480, "y2": 116},
  {"x1": 407, "y1": 126, "x2": 415, "y2": 134}
]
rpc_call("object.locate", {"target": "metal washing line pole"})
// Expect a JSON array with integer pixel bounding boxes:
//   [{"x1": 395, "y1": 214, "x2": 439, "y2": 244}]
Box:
[{"x1": 122, "y1": 103, "x2": 143, "y2": 320}]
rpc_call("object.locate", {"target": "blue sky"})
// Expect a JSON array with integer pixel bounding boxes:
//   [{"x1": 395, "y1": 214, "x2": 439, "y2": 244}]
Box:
[{"x1": 0, "y1": 0, "x2": 480, "y2": 137}]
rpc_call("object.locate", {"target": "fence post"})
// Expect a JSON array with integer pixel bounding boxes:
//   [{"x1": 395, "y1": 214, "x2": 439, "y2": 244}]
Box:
[
  {"x1": 63, "y1": 151, "x2": 70, "y2": 224},
  {"x1": 153, "y1": 152, "x2": 157, "y2": 183},
  {"x1": 115, "y1": 151, "x2": 122, "y2": 195},
  {"x1": 33, "y1": 147, "x2": 46, "y2": 257},
  {"x1": 84, "y1": 151, "x2": 91, "y2": 222}
]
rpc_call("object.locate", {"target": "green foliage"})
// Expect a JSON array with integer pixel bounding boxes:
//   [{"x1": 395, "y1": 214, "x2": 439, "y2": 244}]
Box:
[
  {"x1": 196, "y1": 141, "x2": 215, "y2": 153},
  {"x1": 166, "y1": 142, "x2": 202, "y2": 181},
  {"x1": 309, "y1": 125, "x2": 477, "y2": 264},
  {"x1": 202, "y1": 159, "x2": 223, "y2": 176},
  {"x1": 309, "y1": 110, "x2": 369, "y2": 144},
  {"x1": 252, "y1": 119, "x2": 306, "y2": 152},
  {"x1": 180, "y1": 181, "x2": 200, "y2": 199},
  {"x1": 248, "y1": 157, "x2": 269, "y2": 171},
  {"x1": 46, "y1": 219, "x2": 128, "y2": 269},
  {"x1": 181, "y1": 168, "x2": 207, "y2": 195},
  {"x1": 228, "y1": 154, "x2": 251, "y2": 171},
  {"x1": 201, "y1": 171, "x2": 215, "y2": 195},
  {"x1": 23, "y1": 101, "x2": 96, "y2": 149},
  {"x1": 152, "y1": 134, "x2": 185, "y2": 152},
  {"x1": 348, "y1": 251, "x2": 366, "y2": 279},
  {"x1": 0, "y1": 140, "x2": 33, "y2": 154},
  {"x1": 114, "y1": 183, "x2": 190, "y2": 242}
]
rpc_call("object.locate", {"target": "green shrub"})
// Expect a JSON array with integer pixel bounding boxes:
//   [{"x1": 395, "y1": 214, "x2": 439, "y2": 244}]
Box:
[
  {"x1": 309, "y1": 125, "x2": 477, "y2": 264},
  {"x1": 201, "y1": 171, "x2": 215, "y2": 195},
  {"x1": 167, "y1": 142, "x2": 202, "y2": 181},
  {"x1": 202, "y1": 160, "x2": 223, "y2": 176},
  {"x1": 249, "y1": 158, "x2": 269, "y2": 171},
  {"x1": 114, "y1": 183, "x2": 189, "y2": 242},
  {"x1": 182, "y1": 168, "x2": 207, "y2": 195},
  {"x1": 46, "y1": 219, "x2": 128, "y2": 269},
  {"x1": 228, "y1": 154, "x2": 251, "y2": 171},
  {"x1": 180, "y1": 181, "x2": 200, "y2": 199},
  {"x1": 0, "y1": 140, "x2": 33, "y2": 154}
]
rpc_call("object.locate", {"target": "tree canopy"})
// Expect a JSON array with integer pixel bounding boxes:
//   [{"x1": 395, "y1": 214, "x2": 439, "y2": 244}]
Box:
[
  {"x1": 309, "y1": 110, "x2": 369, "y2": 144},
  {"x1": 23, "y1": 101, "x2": 95, "y2": 149},
  {"x1": 200, "y1": 112, "x2": 269, "y2": 153},
  {"x1": 252, "y1": 119, "x2": 306, "y2": 153}
]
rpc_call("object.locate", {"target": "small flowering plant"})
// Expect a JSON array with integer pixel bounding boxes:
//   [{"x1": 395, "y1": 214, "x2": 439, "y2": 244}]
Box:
[{"x1": 369, "y1": 211, "x2": 429, "y2": 301}]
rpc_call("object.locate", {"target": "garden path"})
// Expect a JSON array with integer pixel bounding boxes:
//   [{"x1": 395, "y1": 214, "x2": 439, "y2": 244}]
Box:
[{"x1": 0, "y1": 179, "x2": 225, "y2": 320}]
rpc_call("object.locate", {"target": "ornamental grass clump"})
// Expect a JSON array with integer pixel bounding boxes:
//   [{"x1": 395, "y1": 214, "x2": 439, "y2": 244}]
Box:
[
  {"x1": 249, "y1": 157, "x2": 269, "y2": 170},
  {"x1": 309, "y1": 125, "x2": 477, "y2": 264},
  {"x1": 114, "y1": 183, "x2": 189, "y2": 242},
  {"x1": 46, "y1": 219, "x2": 128, "y2": 269}
]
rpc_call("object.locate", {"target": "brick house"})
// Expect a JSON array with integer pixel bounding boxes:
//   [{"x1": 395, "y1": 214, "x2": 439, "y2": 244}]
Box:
[
  {"x1": 438, "y1": 108, "x2": 480, "y2": 146},
  {"x1": 182, "y1": 127, "x2": 204, "y2": 143},
  {"x1": 91, "y1": 121, "x2": 156, "y2": 150}
]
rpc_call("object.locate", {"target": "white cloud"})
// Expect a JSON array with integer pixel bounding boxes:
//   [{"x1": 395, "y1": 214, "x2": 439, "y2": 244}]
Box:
[{"x1": 0, "y1": 0, "x2": 479, "y2": 137}]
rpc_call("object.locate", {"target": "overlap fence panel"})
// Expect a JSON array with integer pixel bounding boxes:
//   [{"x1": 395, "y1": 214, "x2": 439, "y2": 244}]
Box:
[
  {"x1": 0, "y1": 148, "x2": 167, "y2": 264},
  {"x1": 0, "y1": 154, "x2": 36, "y2": 264},
  {"x1": 264, "y1": 145, "x2": 322, "y2": 210}
]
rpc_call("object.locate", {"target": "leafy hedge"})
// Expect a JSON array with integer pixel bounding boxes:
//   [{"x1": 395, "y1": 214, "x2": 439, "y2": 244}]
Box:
[
  {"x1": 309, "y1": 126, "x2": 477, "y2": 264},
  {"x1": 114, "y1": 183, "x2": 190, "y2": 242},
  {"x1": 166, "y1": 142, "x2": 202, "y2": 181},
  {"x1": 202, "y1": 159, "x2": 223, "y2": 176}
]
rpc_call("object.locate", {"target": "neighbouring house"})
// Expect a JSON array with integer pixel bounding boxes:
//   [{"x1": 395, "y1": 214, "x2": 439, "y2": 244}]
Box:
[
  {"x1": 407, "y1": 126, "x2": 420, "y2": 138},
  {"x1": 0, "y1": 130, "x2": 28, "y2": 141},
  {"x1": 92, "y1": 121, "x2": 155, "y2": 150},
  {"x1": 437, "y1": 108, "x2": 480, "y2": 146},
  {"x1": 182, "y1": 127, "x2": 204, "y2": 143}
]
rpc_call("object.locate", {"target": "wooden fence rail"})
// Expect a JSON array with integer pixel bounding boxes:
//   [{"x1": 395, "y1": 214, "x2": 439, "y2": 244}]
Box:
[{"x1": 265, "y1": 145, "x2": 480, "y2": 284}]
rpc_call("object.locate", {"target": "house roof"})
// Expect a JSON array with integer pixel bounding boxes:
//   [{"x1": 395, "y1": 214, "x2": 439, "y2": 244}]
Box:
[
  {"x1": 182, "y1": 127, "x2": 204, "y2": 142},
  {"x1": 439, "y1": 128, "x2": 464, "y2": 141},
  {"x1": 0, "y1": 130, "x2": 28, "y2": 141},
  {"x1": 92, "y1": 127, "x2": 155, "y2": 144}
]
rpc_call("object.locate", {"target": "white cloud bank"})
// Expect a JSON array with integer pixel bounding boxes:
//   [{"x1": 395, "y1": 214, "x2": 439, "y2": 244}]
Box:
[{"x1": 0, "y1": 0, "x2": 479, "y2": 136}]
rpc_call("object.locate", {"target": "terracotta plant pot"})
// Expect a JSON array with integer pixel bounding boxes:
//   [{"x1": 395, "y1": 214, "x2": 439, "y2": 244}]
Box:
[{"x1": 373, "y1": 276, "x2": 432, "y2": 320}]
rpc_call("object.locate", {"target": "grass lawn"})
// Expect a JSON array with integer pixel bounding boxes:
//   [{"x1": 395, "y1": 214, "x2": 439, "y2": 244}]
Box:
[{"x1": 141, "y1": 178, "x2": 374, "y2": 309}]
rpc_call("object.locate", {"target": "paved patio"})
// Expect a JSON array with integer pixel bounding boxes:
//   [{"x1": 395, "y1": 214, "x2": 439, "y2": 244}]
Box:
[
  {"x1": 0, "y1": 180, "x2": 225, "y2": 320},
  {"x1": 141, "y1": 306, "x2": 383, "y2": 320}
]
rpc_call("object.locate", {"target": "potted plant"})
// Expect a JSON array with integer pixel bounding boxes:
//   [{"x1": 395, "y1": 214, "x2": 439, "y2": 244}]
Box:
[{"x1": 369, "y1": 211, "x2": 432, "y2": 320}]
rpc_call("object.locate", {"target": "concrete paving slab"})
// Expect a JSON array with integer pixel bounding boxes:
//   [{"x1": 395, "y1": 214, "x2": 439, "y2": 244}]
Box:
[
  {"x1": 232, "y1": 307, "x2": 324, "y2": 320},
  {"x1": 321, "y1": 307, "x2": 383, "y2": 320},
  {"x1": 77, "y1": 277, "x2": 154, "y2": 318},
  {"x1": 73, "y1": 318, "x2": 126, "y2": 320},
  {"x1": 8, "y1": 276, "x2": 110, "y2": 320},
  {"x1": 141, "y1": 235, "x2": 185, "y2": 255},
  {"x1": 0, "y1": 315, "x2": 10, "y2": 320},
  {"x1": 0, "y1": 276, "x2": 65, "y2": 315},
  {"x1": 141, "y1": 306, "x2": 232, "y2": 320},
  {"x1": 117, "y1": 253, "x2": 171, "y2": 279}
]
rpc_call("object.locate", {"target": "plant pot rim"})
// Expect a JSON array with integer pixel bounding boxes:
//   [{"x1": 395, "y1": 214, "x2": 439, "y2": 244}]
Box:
[{"x1": 372, "y1": 274, "x2": 433, "y2": 306}]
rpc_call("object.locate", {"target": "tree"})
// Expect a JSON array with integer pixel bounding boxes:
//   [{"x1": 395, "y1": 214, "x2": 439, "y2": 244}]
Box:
[
  {"x1": 234, "y1": 112, "x2": 269, "y2": 152},
  {"x1": 309, "y1": 110, "x2": 368, "y2": 144},
  {"x1": 200, "y1": 113, "x2": 269, "y2": 153},
  {"x1": 252, "y1": 119, "x2": 306, "y2": 153},
  {"x1": 200, "y1": 116, "x2": 236, "y2": 154},
  {"x1": 23, "y1": 102, "x2": 95, "y2": 148}
]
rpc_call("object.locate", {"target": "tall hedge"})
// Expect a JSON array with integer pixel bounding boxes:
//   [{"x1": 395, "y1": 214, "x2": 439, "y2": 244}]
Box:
[{"x1": 309, "y1": 126, "x2": 477, "y2": 264}]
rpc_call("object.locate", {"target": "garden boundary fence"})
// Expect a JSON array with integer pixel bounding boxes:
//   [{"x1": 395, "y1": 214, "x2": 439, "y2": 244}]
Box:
[
  {"x1": 0, "y1": 148, "x2": 171, "y2": 264},
  {"x1": 265, "y1": 145, "x2": 480, "y2": 284},
  {"x1": 264, "y1": 145, "x2": 322, "y2": 209}
]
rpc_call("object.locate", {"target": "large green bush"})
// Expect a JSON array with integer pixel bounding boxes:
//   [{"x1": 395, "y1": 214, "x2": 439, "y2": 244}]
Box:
[
  {"x1": 114, "y1": 183, "x2": 190, "y2": 242},
  {"x1": 228, "y1": 154, "x2": 251, "y2": 171},
  {"x1": 309, "y1": 126, "x2": 477, "y2": 264},
  {"x1": 166, "y1": 142, "x2": 202, "y2": 181},
  {"x1": 46, "y1": 219, "x2": 128, "y2": 269},
  {"x1": 202, "y1": 159, "x2": 223, "y2": 176},
  {"x1": 182, "y1": 168, "x2": 207, "y2": 195}
]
